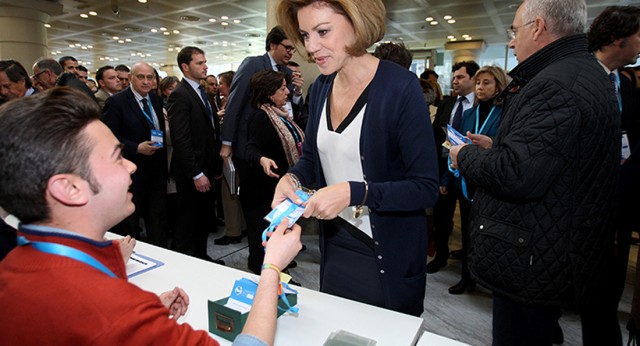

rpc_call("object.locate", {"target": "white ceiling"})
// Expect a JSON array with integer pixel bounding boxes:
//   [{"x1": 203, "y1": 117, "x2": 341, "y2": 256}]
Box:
[{"x1": 8, "y1": 0, "x2": 640, "y2": 72}]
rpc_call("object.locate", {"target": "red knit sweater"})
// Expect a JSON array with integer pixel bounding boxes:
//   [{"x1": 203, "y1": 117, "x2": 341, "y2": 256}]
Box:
[{"x1": 0, "y1": 227, "x2": 219, "y2": 345}]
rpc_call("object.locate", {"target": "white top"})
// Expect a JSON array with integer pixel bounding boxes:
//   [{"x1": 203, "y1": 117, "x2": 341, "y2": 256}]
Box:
[{"x1": 317, "y1": 98, "x2": 372, "y2": 238}]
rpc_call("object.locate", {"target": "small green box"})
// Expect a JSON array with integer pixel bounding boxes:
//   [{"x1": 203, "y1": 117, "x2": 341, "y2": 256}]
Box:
[{"x1": 208, "y1": 293, "x2": 298, "y2": 342}]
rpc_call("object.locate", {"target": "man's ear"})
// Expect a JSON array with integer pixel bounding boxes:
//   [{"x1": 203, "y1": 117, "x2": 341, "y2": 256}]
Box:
[
  {"x1": 532, "y1": 16, "x2": 546, "y2": 41},
  {"x1": 47, "y1": 174, "x2": 89, "y2": 206}
]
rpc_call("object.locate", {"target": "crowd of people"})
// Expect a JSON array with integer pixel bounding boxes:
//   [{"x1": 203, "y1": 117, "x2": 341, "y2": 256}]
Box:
[{"x1": 1, "y1": 0, "x2": 640, "y2": 345}]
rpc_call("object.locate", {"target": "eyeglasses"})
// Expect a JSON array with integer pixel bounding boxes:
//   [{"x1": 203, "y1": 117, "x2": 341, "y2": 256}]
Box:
[
  {"x1": 279, "y1": 43, "x2": 296, "y2": 54},
  {"x1": 134, "y1": 74, "x2": 155, "y2": 81},
  {"x1": 30, "y1": 70, "x2": 48, "y2": 82},
  {"x1": 507, "y1": 20, "x2": 535, "y2": 40}
]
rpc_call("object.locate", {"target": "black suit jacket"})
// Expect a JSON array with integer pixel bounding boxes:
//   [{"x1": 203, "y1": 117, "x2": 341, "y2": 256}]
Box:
[
  {"x1": 620, "y1": 73, "x2": 639, "y2": 149},
  {"x1": 221, "y1": 53, "x2": 300, "y2": 159},
  {"x1": 167, "y1": 78, "x2": 221, "y2": 181},
  {"x1": 432, "y1": 96, "x2": 457, "y2": 176},
  {"x1": 102, "y1": 87, "x2": 167, "y2": 193}
]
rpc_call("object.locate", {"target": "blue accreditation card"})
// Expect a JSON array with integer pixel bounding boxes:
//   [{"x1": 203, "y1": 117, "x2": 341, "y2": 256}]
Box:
[
  {"x1": 151, "y1": 129, "x2": 164, "y2": 148},
  {"x1": 264, "y1": 189, "x2": 312, "y2": 227},
  {"x1": 225, "y1": 278, "x2": 258, "y2": 313},
  {"x1": 447, "y1": 124, "x2": 472, "y2": 146}
]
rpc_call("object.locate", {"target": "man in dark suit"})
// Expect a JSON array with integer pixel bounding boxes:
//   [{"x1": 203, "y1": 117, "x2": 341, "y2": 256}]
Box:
[
  {"x1": 427, "y1": 61, "x2": 479, "y2": 275},
  {"x1": 167, "y1": 47, "x2": 223, "y2": 263},
  {"x1": 102, "y1": 62, "x2": 169, "y2": 248},
  {"x1": 219, "y1": 25, "x2": 304, "y2": 163},
  {"x1": 582, "y1": 6, "x2": 640, "y2": 344}
]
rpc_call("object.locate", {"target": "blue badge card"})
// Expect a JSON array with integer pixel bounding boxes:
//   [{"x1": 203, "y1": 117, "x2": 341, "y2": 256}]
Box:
[
  {"x1": 151, "y1": 129, "x2": 164, "y2": 147},
  {"x1": 225, "y1": 278, "x2": 258, "y2": 314},
  {"x1": 447, "y1": 124, "x2": 471, "y2": 146},
  {"x1": 264, "y1": 190, "x2": 311, "y2": 227}
]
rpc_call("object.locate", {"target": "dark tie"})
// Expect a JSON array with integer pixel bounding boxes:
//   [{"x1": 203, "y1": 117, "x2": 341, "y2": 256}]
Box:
[
  {"x1": 276, "y1": 64, "x2": 285, "y2": 72},
  {"x1": 198, "y1": 85, "x2": 213, "y2": 118},
  {"x1": 609, "y1": 73, "x2": 620, "y2": 107},
  {"x1": 451, "y1": 96, "x2": 465, "y2": 131},
  {"x1": 140, "y1": 98, "x2": 156, "y2": 129}
]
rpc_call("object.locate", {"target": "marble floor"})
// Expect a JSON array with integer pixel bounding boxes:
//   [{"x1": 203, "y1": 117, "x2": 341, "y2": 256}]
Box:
[{"x1": 207, "y1": 217, "x2": 635, "y2": 346}]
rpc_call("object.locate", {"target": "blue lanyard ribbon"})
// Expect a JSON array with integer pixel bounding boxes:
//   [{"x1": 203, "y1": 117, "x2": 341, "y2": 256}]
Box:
[
  {"x1": 448, "y1": 156, "x2": 473, "y2": 201},
  {"x1": 17, "y1": 236, "x2": 117, "y2": 278},
  {"x1": 474, "y1": 105, "x2": 496, "y2": 135},
  {"x1": 278, "y1": 281, "x2": 299, "y2": 313},
  {"x1": 261, "y1": 190, "x2": 311, "y2": 245}
]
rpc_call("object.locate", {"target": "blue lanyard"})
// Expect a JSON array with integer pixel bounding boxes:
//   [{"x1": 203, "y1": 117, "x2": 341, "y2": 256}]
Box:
[
  {"x1": 261, "y1": 190, "x2": 311, "y2": 245},
  {"x1": 280, "y1": 116, "x2": 301, "y2": 144},
  {"x1": 17, "y1": 236, "x2": 117, "y2": 278},
  {"x1": 448, "y1": 156, "x2": 472, "y2": 202},
  {"x1": 474, "y1": 105, "x2": 496, "y2": 134},
  {"x1": 141, "y1": 107, "x2": 158, "y2": 130},
  {"x1": 614, "y1": 73, "x2": 623, "y2": 113}
]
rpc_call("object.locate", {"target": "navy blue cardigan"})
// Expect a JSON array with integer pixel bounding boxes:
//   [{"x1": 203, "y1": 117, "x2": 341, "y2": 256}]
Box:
[{"x1": 289, "y1": 60, "x2": 439, "y2": 316}]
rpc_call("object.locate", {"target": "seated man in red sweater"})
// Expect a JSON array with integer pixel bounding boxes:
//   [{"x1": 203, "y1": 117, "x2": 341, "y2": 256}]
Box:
[{"x1": 0, "y1": 87, "x2": 301, "y2": 346}]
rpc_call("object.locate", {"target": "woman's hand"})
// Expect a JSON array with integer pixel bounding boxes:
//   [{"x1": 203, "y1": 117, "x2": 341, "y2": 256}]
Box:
[
  {"x1": 259, "y1": 157, "x2": 279, "y2": 178},
  {"x1": 302, "y1": 182, "x2": 350, "y2": 220},
  {"x1": 272, "y1": 174, "x2": 302, "y2": 208}
]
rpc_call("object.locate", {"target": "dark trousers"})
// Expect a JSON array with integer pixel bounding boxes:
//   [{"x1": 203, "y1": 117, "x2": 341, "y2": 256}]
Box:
[
  {"x1": 432, "y1": 186, "x2": 471, "y2": 263},
  {"x1": 235, "y1": 157, "x2": 266, "y2": 273},
  {"x1": 173, "y1": 177, "x2": 217, "y2": 259},
  {"x1": 492, "y1": 293, "x2": 561, "y2": 346}
]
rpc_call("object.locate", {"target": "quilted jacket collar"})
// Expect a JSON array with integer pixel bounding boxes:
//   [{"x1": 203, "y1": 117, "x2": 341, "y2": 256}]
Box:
[{"x1": 509, "y1": 33, "x2": 588, "y2": 87}]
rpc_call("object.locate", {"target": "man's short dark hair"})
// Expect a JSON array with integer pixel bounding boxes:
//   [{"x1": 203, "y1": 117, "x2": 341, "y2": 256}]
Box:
[
  {"x1": 250, "y1": 70, "x2": 291, "y2": 109},
  {"x1": 78, "y1": 65, "x2": 88, "y2": 73},
  {"x1": 420, "y1": 69, "x2": 439, "y2": 80},
  {"x1": 287, "y1": 61, "x2": 300, "y2": 68},
  {"x1": 0, "y1": 60, "x2": 32, "y2": 88},
  {"x1": 95, "y1": 65, "x2": 115, "y2": 83},
  {"x1": 33, "y1": 58, "x2": 63, "y2": 76},
  {"x1": 177, "y1": 46, "x2": 205, "y2": 73},
  {"x1": 588, "y1": 6, "x2": 640, "y2": 52},
  {"x1": 58, "y1": 56, "x2": 77, "y2": 67},
  {"x1": 452, "y1": 61, "x2": 480, "y2": 78},
  {"x1": 114, "y1": 64, "x2": 130, "y2": 73},
  {"x1": 0, "y1": 87, "x2": 101, "y2": 224},
  {"x1": 373, "y1": 42, "x2": 413, "y2": 69},
  {"x1": 265, "y1": 26, "x2": 288, "y2": 51}
]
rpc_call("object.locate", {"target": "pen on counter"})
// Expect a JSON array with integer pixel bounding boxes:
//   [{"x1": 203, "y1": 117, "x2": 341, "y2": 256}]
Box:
[{"x1": 129, "y1": 255, "x2": 148, "y2": 266}]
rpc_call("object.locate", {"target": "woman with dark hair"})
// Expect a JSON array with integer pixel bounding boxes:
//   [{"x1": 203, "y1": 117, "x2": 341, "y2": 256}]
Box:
[
  {"x1": 159, "y1": 76, "x2": 179, "y2": 109},
  {"x1": 244, "y1": 69, "x2": 305, "y2": 274}
]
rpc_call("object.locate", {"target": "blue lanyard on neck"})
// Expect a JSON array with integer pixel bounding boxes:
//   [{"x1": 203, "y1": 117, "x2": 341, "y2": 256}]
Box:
[
  {"x1": 280, "y1": 116, "x2": 301, "y2": 144},
  {"x1": 141, "y1": 107, "x2": 158, "y2": 130},
  {"x1": 475, "y1": 105, "x2": 496, "y2": 134},
  {"x1": 17, "y1": 236, "x2": 117, "y2": 278}
]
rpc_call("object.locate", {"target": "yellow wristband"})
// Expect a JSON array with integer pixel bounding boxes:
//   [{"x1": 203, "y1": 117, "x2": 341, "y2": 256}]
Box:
[{"x1": 261, "y1": 263, "x2": 281, "y2": 277}]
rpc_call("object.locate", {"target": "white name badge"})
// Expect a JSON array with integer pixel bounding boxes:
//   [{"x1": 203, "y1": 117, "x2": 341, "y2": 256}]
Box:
[
  {"x1": 621, "y1": 132, "x2": 631, "y2": 164},
  {"x1": 151, "y1": 129, "x2": 164, "y2": 148}
]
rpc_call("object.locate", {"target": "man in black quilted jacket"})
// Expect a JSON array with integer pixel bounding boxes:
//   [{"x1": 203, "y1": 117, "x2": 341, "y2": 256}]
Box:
[{"x1": 449, "y1": 0, "x2": 620, "y2": 344}]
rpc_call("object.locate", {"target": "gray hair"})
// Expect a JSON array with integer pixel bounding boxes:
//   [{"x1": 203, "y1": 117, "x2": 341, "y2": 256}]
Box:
[
  {"x1": 521, "y1": 0, "x2": 587, "y2": 38},
  {"x1": 34, "y1": 58, "x2": 63, "y2": 75}
]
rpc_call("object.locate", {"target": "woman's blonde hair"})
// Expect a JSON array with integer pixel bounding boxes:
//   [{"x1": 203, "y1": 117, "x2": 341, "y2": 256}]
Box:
[
  {"x1": 473, "y1": 65, "x2": 510, "y2": 105},
  {"x1": 276, "y1": 0, "x2": 386, "y2": 61}
]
